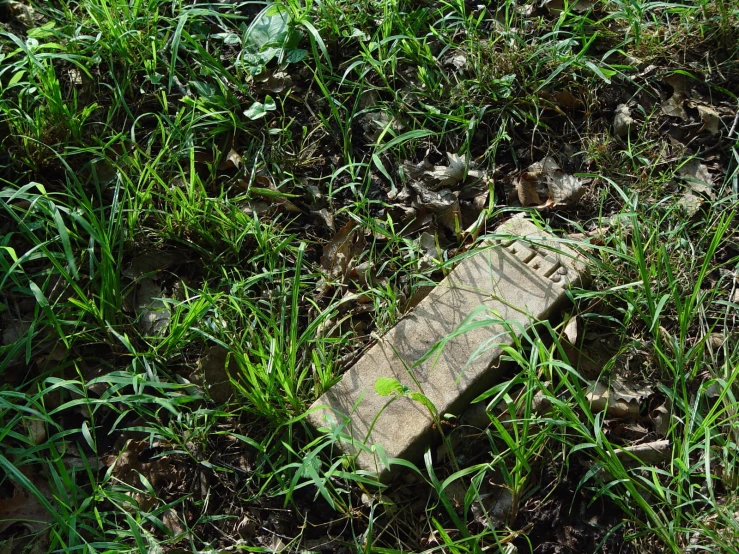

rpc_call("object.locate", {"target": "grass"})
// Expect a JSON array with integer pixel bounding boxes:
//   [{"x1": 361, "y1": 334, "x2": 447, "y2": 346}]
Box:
[{"x1": 1, "y1": 0, "x2": 738, "y2": 552}]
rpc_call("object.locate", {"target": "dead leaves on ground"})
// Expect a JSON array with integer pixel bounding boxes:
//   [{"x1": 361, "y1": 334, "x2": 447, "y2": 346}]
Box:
[
  {"x1": 123, "y1": 252, "x2": 176, "y2": 338},
  {"x1": 516, "y1": 156, "x2": 585, "y2": 208},
  {"x1": 658, "y1": 71, "x2": 735, "y2": 140},
  {"x1": 102, "y1": 439, "x2": 194, "y2": 539},
  {"x1": 585, "y1": 377, "x2": 650, "y2": 420},
  {"x1": 613, "y1": 103, "x2": 635, "y2": 138},
  {"x1": 676, "y1": 157, "x2": 715, "y2": 216},
  {"x1": 402, "y1": 152, "x2": 483, "y2": 190},
  {"x1": 196, "y1": 345, "x2": 238, "y2": 404},
  {"x1": 318, "y1": 152, "x2": 488, "y2": 286},
  {"x1": 320, "y1": 219, "x2": 361, "y2": 283},
  {"x1": 393, "y1": 152, "x2": 490, "y2": 240},
  {"x1": 556, "y1": 316, "x2": 673, "y2": 472},
  {"x1": 0, "y1": 481, "x2": 54, "y2": 537},
  {"x1": 659, "y1": 72, "x2": 728, "y2": 137}
]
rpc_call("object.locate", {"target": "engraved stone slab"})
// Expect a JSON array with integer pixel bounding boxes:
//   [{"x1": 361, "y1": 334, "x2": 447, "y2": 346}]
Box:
[{"x1": 306, "y1": 218, "x2": 589, "y2": 479}]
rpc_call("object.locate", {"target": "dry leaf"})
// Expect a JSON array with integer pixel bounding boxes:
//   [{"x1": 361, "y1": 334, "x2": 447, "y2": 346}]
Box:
[
  {"x1": 1, "y1": 316, "x2": 31, "y2": 346},
  {"x1": 237, "y1": 515, "x2": 258, "y2": 538},
  {"x1": 321, "y1": 220, "x2": 358, "y2": 281},
  {"x1": 554, "y1": 90, "x2": 582, "y2": 109},
  {"x1": 162, "y1": 508, "x2": 185, "y2": 537},
  {"x1": 548, "y1": 168, "x2": 585, "y2": 205},
  {"x1": 567, "y1": 225, "x2": 611, "y2": 246},
  {"x1": 610, "y1": 421, "x2": 650, "y2": 441},
  {"x1": 267, "y1": 534, "x2": 287, "y2": 552},
  {"x1": 516, "y1": 171, "x2": 544, "y2": 206},
  {"x1": 678, "y1": 158, "x2": 713, "y2": 195},
  {"x1": 348, "y1": 260, "x2": 375, "y2": 287},
  {"x1": 251, "y1": 175, "x2": 302, "y2": 213},
  {"x1": 23, "y1": 417, "x2": 46, "y2": 446},
  {"x1": 403, "y1": 285, "x2": 434, "y2": 313},
  {"x1": 662, "y1": 93, "x2": 687, "y2": 119},
  {"x1": 650, "y1": 401, "x2": 670, "y2": 437},
  {"x1": 442, "y1": 480, "x2": 468, "y2": 512},
  {"x1": 403, "y1": 153, "x2": 482, "y2": 191},
  {"x1": 90, "y1": 156, "x2": 117, "y2": 185},
  {"x1": 409, "y1": 181, "x2": 459, "y2": 212},
  {"x1": 462, "y1": 401, "x2": 490, "y2": 428},
  {"x1": 676, "y1": 158, "x2": 714, "y2": 215},
  {"x1": 518, "y1": 157, "x2": 584, "y2": 207},
  {"x1": 68, "y1": 67, "x2": 83, "y2": 86},
  {"x1": 199, "y1": 345, "x2": 237, "y2": 404},
  {"x1": 418, "y1": 232, "x2": 441, "y2": 260},
  {"x1": 615, "y1": 439, "x2": 671, "y2": 465},
  {"x1": 312, "y1": 208, "x2": 335, "y2": 232},
  {"x1": 0, "y1": 483, "x2": 53, "y2": 535},
  {"x1": 254, "y1": 70, "x2": 293, "y2": 94},
  {"x1": 470, "y1": 484, "x2": 515, "y2": 526},
  {"x1": 103, "y1": 439, "x2": 183, "y2": 511},
  {"x1": 402, "y1": 158, "x2": 434, "y2": 181},
  {"x1": 677, "y1": 191, "x2": 703, "y2": 217},
  {"x1": 443, "y1": 53, "x2": 467, "y2": 71},
  {"x1": 664, "y1": 73, "x2": 690, "y2": 94},
  {"x1": 586, "y1": 378, "x2": 651, "y2": 418},
  {"x1": 563, "y1": 317, "x2": 578, "y2": 344},
  {"x1": 696, "y1": 104, "x2": 720, "y2": 135},
  {"x1": 134, "y1": 278, "x2": 170, "y2": 336},
  {"x1": 585, "y1": 440, "x2": 671, "y2": 482},
  {"x1": 472, "y1": 189, "x2": 489, "y2": 212},
  {"x1": 437, "y1": 199, "x2": 462, "y2": 234},
  {"x1": 706, "y1": 332, "x2": 726, "y2": 352},
  {"x1": 662, "y1": 74, "x2": 690, "y2": 119},
  {"x1": 360, "y1": 111, "x2": 404, "y2": 143},
  {"x1": 427, "y1": 152, "x2": 468, "y2": 188},
  {"x1": 6, "y1": 0, "x2": 35, "y2": 27},
  {"x1": 358, "y1": 89, "x2": 380, "y2": 110},
  {"x1": 417, "y1": 232, "x2": 442, "y2": 271},
  {"x1": 241, "y1": 200, "x2": 272, "y2": 215},
  {"x1": 613, "y1": 104, "x2": 634, "y2": 138},
  {"x1": 219, "y1": 148, "x2": 242, "y2": 171},
  {"x1": 303, "y1": 537, "x2": 342, "y2": 552}
]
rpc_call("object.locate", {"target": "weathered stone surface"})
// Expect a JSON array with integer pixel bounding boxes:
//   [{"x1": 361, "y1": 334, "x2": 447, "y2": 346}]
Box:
[{"x1": 306, "y1": 218, "x2": 589, "y2": 479}]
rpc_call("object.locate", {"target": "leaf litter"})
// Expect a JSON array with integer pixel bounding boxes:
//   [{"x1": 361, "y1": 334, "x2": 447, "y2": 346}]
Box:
[
  {"x1": 320, "y1": 219, "x2": 360, "y2": 285},
  {"x1": 676, "y1": 157, "x2": 715, "y2": 216},
  {"x1": 517, "y1": 156, "x2": 585, "y2": 208},
  {"x1": 102, "y1": 439, "x2": 187, "y2": 512},
  {"x1": 392, "y1": 152, "x2": 489, "y2": 237},
  {"x1": 133, "y1": 278, "x2": 171, "y2": 337},
  {"x1": 613, "y1": 103, "x2": 635, "y2": 138},
  {"x1": 585, "y1": 377, "x2": 651, "y2": 419},
  {"x1": 197, "y1": 345, "x2": 238, "y2": 404},
  {"x1": 0, "y1": 481, "x2": 53, "y2": 536}
]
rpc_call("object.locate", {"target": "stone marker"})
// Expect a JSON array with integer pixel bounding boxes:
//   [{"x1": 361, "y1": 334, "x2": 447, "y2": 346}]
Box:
[{"x1": 307, "y1": 218, "x2": 589, "y2": 480}]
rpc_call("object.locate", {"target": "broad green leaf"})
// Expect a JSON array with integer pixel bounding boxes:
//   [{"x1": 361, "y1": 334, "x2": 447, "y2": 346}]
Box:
[
  {"x1": 189, "y1": 80, "x2": 217, "y2": 98},
  {"x1": 213, "y1": 32, "x2": 241, "y2": 45},
  {"x1": 286, "y1": 48, "x2": 307, "y2": 63},
  {"x1": 258, "y1": 46, "x2": 281, "y2": 64},
  {"x1": 243, "y1": 95, "x2": 276, "y2": 120},
  {"x1": 243, "y1": 5, "x2": 304, "y2": 66},
  {"x1": 409, "y1": 391, "x2": 437, "y2": 417},
  {"x1": 244, "y1": 7, "x2": 292, "y2": 52},
  {"x1": 374, "y1": 377, "x2": 404, "y2": 397}
]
